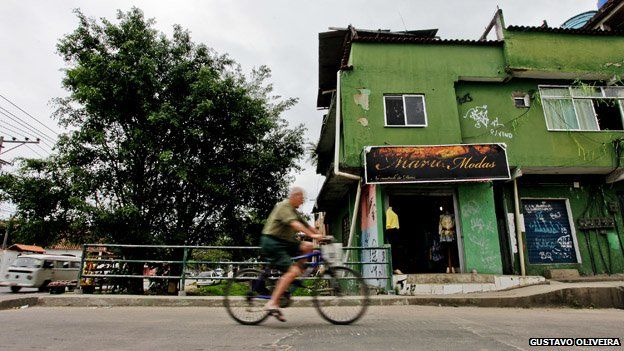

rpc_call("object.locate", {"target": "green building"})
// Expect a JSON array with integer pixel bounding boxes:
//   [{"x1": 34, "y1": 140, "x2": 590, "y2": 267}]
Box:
[{"x1": 313, "y1": 5, "x2": 624, "y2": 287}]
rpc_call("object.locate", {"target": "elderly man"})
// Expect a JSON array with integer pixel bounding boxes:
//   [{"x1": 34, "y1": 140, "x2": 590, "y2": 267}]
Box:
[{"x1": 260, "y1": 186, "x2": 325, "y2": 321}]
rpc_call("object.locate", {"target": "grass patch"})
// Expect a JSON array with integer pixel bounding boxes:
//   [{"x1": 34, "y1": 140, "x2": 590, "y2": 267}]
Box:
[{"x1": 187, "y1": 279, "x2": 317, "y2": 296}]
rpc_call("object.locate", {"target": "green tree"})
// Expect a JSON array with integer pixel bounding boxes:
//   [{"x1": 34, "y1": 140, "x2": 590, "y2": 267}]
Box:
[{"x1": 0, "y1": 8, "x2": 305, "y2": 250}]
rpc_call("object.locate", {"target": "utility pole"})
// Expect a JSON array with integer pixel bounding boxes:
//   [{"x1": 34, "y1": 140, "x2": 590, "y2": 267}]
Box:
[
  {"x1": 0, "y1": 137, "x2": 40, "y2": 245},
  {"x1": 0, "y1": 136, "x2": 41, "y2": 170},
  {"x1": 1, "y1": 216, "x2": 12, "y2": 250}
]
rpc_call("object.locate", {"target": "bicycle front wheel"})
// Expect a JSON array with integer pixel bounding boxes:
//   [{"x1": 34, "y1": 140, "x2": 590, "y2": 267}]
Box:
[
  {"x1": 312, "y1": 266, "x2": 369, "y2": 325},
  {"x1": 224, "y1": 268, "x2": 269, "y2": 325}
]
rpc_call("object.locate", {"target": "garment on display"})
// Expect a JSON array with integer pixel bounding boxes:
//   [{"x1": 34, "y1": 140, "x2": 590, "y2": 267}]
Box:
[
  {"x1": 386, "y1": 194, "x2": 459, "y2": 274},
  {"x1": 385, "y1": 207, "x2": 400, "y2": 230},
  {"x1": 438, "y1": 213, "x2": 455, "y2": 242}
]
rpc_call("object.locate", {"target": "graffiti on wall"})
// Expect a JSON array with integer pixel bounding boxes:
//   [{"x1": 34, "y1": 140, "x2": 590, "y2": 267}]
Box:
[
  {"x1": 461, "y1": 199, "x2": 500, "y2": 272},
  {"x1": 360, "y1": 184, "x2": 385, "y2": 288},
  {"x1": 463, "y1": 105, "x2": 513, "y2": 139}
]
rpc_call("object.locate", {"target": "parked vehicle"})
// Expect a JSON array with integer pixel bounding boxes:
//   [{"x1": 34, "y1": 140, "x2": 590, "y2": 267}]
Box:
[
  {"x1": 0, "y1": 254, "x2": 81, "y2": 293},
  {"x1": 196, "y1": 269, "x2": 224, "y2": 287}
]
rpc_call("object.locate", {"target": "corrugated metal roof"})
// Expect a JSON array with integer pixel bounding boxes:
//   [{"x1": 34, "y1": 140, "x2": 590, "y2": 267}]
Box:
[{"x1": 506, "y1": 25, "x2": 624, "y2": 36}]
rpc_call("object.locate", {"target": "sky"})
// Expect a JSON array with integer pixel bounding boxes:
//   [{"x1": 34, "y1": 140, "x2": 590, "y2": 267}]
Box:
[{"x1": 0, "y1": 0, "x2": 598, "y2": 216}]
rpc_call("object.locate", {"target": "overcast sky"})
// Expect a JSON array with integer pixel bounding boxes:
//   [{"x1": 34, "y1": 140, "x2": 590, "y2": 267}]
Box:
[{"x1": 0, "y1": 0, "x2": 597, "y2": 216}]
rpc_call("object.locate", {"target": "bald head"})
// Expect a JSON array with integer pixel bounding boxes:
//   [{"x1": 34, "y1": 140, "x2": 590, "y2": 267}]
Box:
[{"x1": 288, "y1": 186, "x2": 305, "y2": 208}]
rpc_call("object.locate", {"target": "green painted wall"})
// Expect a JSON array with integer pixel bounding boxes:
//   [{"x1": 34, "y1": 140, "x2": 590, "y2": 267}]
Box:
[
  {"x1": 322, "y1": 34, "x2": 624, "y2": 277},
  {"x1": 455, "y1": 80, "x2": 622, "y2": 169},
  {"x1": 513, "y1": 183, "x2": 624, "y2": 276},
  {"x1": 338, "y1": 42, "x2": 505, "y2": 167},
  {"x1": 457, "y1": 182, "x2": 503, "y2": 274},
  {"x1": 503, "y1": 30, "x2": 624, "y2": 78},
  {"x1": 325, "y1": 196, "x2": 352, "y2": 243}
]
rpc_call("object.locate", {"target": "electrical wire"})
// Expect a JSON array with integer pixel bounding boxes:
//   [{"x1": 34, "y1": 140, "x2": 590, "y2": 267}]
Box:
[
  {"x1": 0, "y1": 124, "x2": 33, "y2": 139},
  {"x1": 0, "y1": 112, "x2": 46, "y2": 139},
  {"x1": 35, "y1": 143, "x2": 52, "y2": 155},
  {"x1": 24, "y1": 144, "x2": 45, "y2": 158},
  {"x1": 0, "y1": 93, "x2": 59, "y2": 136},
  {"x1": 0, "y1": 128, "x2": 54, "y2": 153},
  {"x1": 0, "y1": 107, "x2": 56, "y2": 144}
]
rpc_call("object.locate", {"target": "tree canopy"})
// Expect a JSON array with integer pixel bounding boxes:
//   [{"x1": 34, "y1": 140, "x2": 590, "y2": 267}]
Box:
[{"x1": 0, "y1": 8, "x2": 305, "y2": 247}]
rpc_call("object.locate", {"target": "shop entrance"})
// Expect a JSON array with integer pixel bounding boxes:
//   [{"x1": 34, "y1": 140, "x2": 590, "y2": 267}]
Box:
[{"x1": 385, "y1": 194, "x2": 460, "y2": 274}]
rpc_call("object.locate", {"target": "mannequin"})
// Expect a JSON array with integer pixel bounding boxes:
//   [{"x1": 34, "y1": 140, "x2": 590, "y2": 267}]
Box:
[
  {"x1": 385, "y1": 206, "x2": 402, "y2": 274},
  {"x1": 439, "y1": 211, "x2": 456, "y2": 273}
]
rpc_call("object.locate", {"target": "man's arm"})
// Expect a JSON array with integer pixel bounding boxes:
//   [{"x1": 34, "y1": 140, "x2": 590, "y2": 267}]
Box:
[{"x1": 290, "y1": 220, "x2": 323, "y2": 241}]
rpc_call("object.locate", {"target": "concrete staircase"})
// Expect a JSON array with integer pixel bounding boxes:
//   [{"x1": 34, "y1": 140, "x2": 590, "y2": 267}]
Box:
[{"x1": 392, "y1": 273, "x2": 546, "y2": 295}]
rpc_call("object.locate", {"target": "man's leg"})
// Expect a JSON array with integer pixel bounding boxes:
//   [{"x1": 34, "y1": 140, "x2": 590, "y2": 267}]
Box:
[
  {"x1": 267, "y1": 241, "x2": 313, "y2": 308},
  {"x1": 267, "y1": 264, "x2": 302, "y2": 308}
]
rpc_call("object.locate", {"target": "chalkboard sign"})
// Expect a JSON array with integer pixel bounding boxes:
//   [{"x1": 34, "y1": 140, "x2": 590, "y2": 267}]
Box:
[{"x1": 522, "y1": 199, "x2": 578, "y2": 264}]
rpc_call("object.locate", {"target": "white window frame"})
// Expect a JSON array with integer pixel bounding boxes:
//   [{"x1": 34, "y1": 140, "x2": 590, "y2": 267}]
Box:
[
  {"x1": 539, "y1": 84, "x2": 624, "y2": 132},
  {"x1": 383, "y1": 94, "x2": 428, "y2": 127}
]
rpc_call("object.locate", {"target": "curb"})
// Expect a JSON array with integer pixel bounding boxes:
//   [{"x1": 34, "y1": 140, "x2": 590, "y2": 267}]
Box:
[
  {"x1": 0, "y1": 297, "x2": 39, "y2": 310},
  {"x1": 1, "y1": 286, "x2": 621, "y2": 310}
]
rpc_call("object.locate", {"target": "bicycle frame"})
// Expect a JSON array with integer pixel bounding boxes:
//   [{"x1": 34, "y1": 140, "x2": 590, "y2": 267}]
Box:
[{"x1": 254, "y1": 249, "x2": 325, "y2": 300}]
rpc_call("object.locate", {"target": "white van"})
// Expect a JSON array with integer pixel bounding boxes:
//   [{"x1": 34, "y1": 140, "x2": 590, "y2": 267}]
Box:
[{"x1": 0, "y1": 254, "x2": 81, "y2": 293}]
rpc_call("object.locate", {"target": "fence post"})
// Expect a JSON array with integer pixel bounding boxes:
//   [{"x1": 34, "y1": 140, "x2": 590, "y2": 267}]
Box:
[
  {"x1": 179, "y1": 247, "x2": 188, "y2": 296},
  {"x1": 76, "y1": 244, "x2": 87, "y2": 294}
]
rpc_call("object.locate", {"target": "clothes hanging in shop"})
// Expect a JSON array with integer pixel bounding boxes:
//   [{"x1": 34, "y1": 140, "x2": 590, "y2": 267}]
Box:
[
  {"x1": 438, "y1": 213, "x2": 455, "y2": 242},
  {"x1": 385, "y1": 207, "x2": 400, "y2": 230}
]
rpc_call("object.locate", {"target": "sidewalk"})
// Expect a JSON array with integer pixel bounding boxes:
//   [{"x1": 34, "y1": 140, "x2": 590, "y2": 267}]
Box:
[{"x1": 1, "y1": 280, "x2": 623, "y2": 310}]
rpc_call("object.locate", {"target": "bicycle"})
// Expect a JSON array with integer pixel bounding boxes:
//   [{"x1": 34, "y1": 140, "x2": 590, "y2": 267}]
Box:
[{"x1": 224, "y1": 240, "x2": 370, "y2": 325}]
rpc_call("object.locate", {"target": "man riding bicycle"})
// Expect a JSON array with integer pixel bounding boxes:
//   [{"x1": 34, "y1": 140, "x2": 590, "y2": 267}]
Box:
[{"x1": 260, "y1": 186, "x2": 326, "y2": 321}]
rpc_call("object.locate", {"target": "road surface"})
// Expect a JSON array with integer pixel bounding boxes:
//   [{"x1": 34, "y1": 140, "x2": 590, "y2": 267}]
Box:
[{"x1": 1, "y1": 305, "x2": 622, "y2": 350}]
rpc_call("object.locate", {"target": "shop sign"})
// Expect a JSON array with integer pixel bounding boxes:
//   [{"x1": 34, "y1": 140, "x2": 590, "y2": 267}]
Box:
[{"x1": 364, "y1": 144, "x2": 510, "y2": 184}]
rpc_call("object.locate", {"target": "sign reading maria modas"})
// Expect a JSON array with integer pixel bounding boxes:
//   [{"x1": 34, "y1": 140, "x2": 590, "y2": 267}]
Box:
[{"x1": 364, "y1": 144, "x2": 510, "y2": 184}]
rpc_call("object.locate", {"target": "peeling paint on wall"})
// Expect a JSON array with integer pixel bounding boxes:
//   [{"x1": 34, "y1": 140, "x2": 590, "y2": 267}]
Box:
[
  {"x1": 357, "y1": 117, "x2": 369, "y2": 126},
  {"x1": 354, "y1": 88, "x2": 371, "y2": 111}
]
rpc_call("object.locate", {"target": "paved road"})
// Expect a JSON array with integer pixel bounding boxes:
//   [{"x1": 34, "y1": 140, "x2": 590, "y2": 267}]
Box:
[{"x1": 1, "y1": 306, "x2": 622, "y2": 350}]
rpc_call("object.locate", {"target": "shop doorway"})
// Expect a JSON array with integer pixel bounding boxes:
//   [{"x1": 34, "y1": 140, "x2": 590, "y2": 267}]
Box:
[{"x1": 385, "y1": 194, "x2": 460, "y2": 274}]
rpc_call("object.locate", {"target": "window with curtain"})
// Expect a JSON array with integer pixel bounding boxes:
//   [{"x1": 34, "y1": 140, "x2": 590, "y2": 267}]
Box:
[{"x1": 540, "y1": 85, "x2": 624, "y2": 131}]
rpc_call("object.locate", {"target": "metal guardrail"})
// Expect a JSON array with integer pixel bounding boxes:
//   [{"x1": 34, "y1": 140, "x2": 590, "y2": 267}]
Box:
[{"x1": 78, "y1": 243, "x2": 393, "y2": 294}]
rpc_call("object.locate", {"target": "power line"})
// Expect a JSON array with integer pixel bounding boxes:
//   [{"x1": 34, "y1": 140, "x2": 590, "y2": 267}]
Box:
[
  {"x1": 0, "y1": 93, "x2": 59, "y2": 136},
  {"x1": 0, "y1": 106, "x2": 56, "y2": 144},
  {"x1": 0, "y1": 137, "x2": 42, "y2": 169},
  {"x1": 0, "y1": 125, "x2": 33, "y2": 140},
  {"x1": 35, "y1": 143, "x2": 53, "y2": 156},
  {"x1": 24, "y1": 144, "x2": 44, "y2": 158},
  {"x1": 0, "y1": 122, "x2": 54, "y2": 150}
]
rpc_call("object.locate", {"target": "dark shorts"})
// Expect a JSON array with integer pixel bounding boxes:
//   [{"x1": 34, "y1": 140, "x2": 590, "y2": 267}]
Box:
[{"x1": 260, "y1": 235, "x2": 301, "y2": 272}]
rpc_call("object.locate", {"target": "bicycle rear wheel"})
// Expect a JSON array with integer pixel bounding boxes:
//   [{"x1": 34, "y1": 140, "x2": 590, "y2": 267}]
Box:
[
  {"x1": 224, "y1": 268, "x2": 269, "y2": 325},
  {"x1": 312, "y1": 266, "x2": 369, "y2": 325}
]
